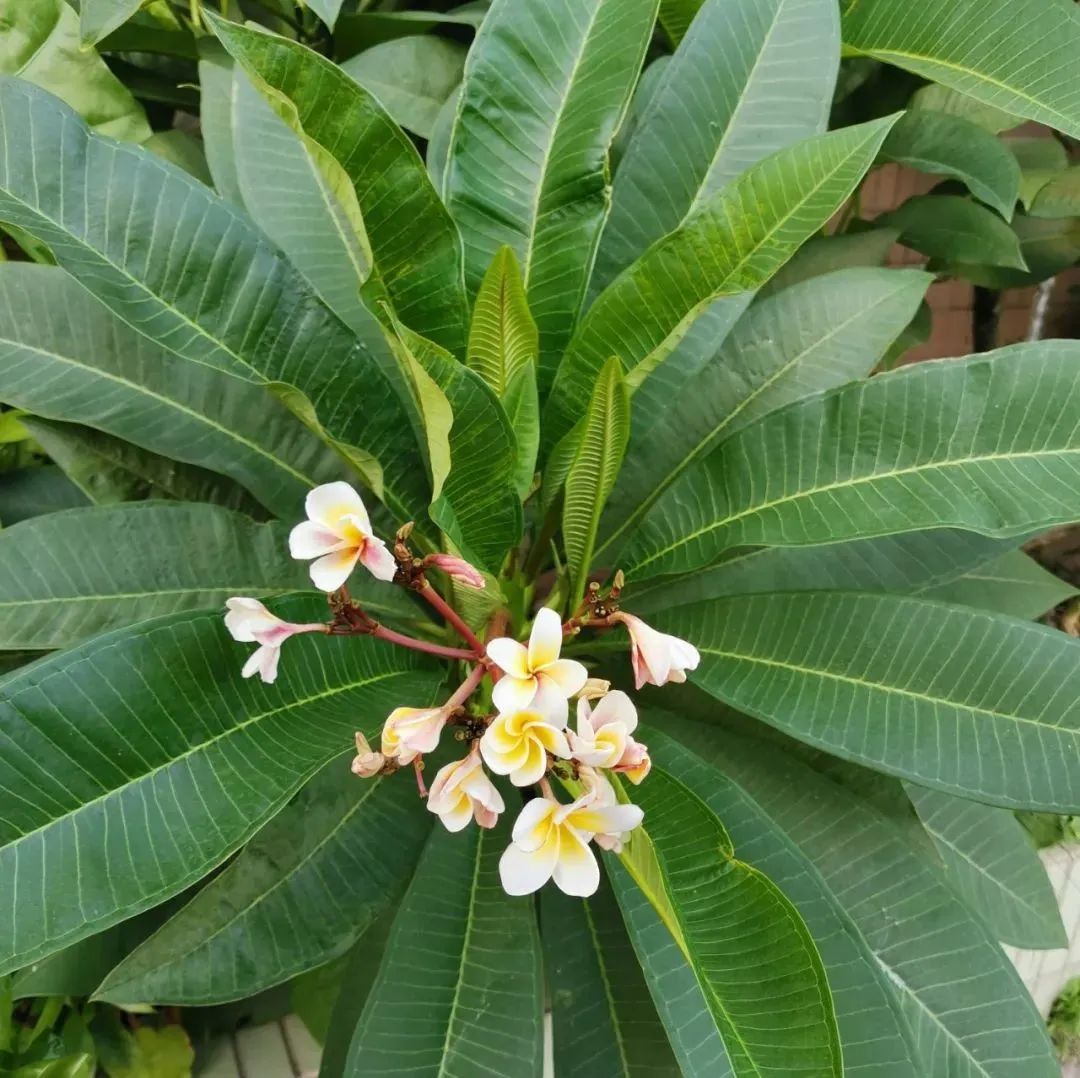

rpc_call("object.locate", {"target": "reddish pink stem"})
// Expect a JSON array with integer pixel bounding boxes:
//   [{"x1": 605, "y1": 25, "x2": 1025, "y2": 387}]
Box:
[
  {"x1": 413, "y1": 758, "x2": 429, "y2": 798},
  {"x1": 420, "y1": 584, "x2": 487, "y2": 655},
  {"x1": 372, "y1": 624, "x2": 477, "y2": 661},
  {"x1": 446, "y1": 663, "x2": 487, "y2": 709}
]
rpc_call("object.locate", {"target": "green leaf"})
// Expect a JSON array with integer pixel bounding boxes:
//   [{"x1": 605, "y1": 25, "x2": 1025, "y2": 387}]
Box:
[
  {"x1": 444, "y1": 0, "x2": 658, "y2": 378},
  {"x1": 599, "y1": 267, "x2": 931, "y2": 559},
  {"x1": 903, "y1": 782, "x2": 1065, "y2": 949},
  {"x1": 758, "y1": 226, "x2": 899, "y2": 297},
  {"x1": 0, "y1": 466, "x2": 88, "y2": 525},
  {"x1": 144, "y1": 130, "x2": 212, "y2": 185},
  {"x1": 1030, "y1": 167, "x2": 1080, "y2": 219},
  {"x1": 0, "y1": 78, "x2": 429, "y2": 524},
  {"x1": 667, "y1": 718, "x2": 1059, "y2": 1078},
  {"x1": 79, "y1": 0, "x2": 142, "y2": 47},
  {"x1": 0, "y1": 597, "x2": 440, "y2": 975},
  {"x1": 564, "y1": 358, "x2": 630, "y2": 601},
  {"x1": 466, "y1": 247, "x2": 538, "y2": 397},
  {"x1": 425, "y1": 85, "x2": 459, "y2": 193},
  {"x1": 624, "y1": 531, "x2": 1023, "y2": 617},
  {"x1": 621, "y1": 343, "x2": 1080, "y2": 580},
  {"x1": 841, "y1": 0, "x2": 1080, "y2": 138},
  {"x1": 545, "y1": 116, "x2": 898, "y2": 449},
  {"x1": 95, "y1": 754, "x2": 434, "y2": 1004},
  {"x1": 336, "y1": 8, "x2": 486, "y2": 58},
  {"x1": 909, "y1": 82, "x2": 1020, "y2": 133},
  {"x1": 592, "y1": 0, "x2": 841, "y2": 297},
  {"x1": 20, "y1": 418, "x2": 265, "y2": 519},
  {"x1": 921, "y1": 549, "x2": 1074, "y2": 619},
  {"x1": 0, "y1": 0, "x2": 149, "y2": 142},
  {"x1": 656, "y1": 590, "x2": 1080, "y2": 810},
  {"x1": 1006, "y1": 136, "x2": 1068, "y2": 210},
  {"x1": 655, "y1": 0, "x2": 702, "y2": 45},
  {"x1": 618, "y1": 768, "x2": 842, "y2": 1076},
  {"x1": 952, "y1": 212, "x2": 1080, "y2": 288},
  {"x1": 542, "y1": 878, "x2": 679, "y2": 1078},
  {"x1": 197, "y1": 50, "x2": 246, "y2": 207},
  {"x1": 305, "y1": 0, "x2": 345, "y2": 31},
  {"x1": 609, "y1": 57, "x2": 668, "y2": 172},
  {"x1": 341, "y1": 37, "x2": 467, "y2": 139},
  {"x1": 503, "y1": 365, "x2": 541, "y2": 501},
  {"x1": 345, "y1": 819, "x2": 544, "y2": 1077},
  {"x1": 880, "y1": 110, "x2": 1020, "y2": 219},
  {"x1": 0, "y1": 265, "x2": 344, "y2": 521},
  {"x1": 884, "y1": 194, "x2": 1026, "y2": 267}
]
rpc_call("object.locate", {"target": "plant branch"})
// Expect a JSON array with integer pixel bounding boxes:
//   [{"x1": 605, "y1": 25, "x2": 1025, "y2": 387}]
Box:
[
  {"x1": 419, "y1": 584, "x2": 487, "y2": 655},
  {"x1": 370, "y1": 624, "x2": 478, "y2": 661}
]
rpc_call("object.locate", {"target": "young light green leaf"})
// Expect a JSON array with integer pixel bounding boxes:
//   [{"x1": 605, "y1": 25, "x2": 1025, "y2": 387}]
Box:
[
  {"x1": 79, "y1": 0, "x2": 142, "y2": 47},
  {"x1": 305, "y1": 0, "x2": 346, "y2": 31},
  {"x1": 657, "y1": 590, "x2": 1080, "y2": 811},
  {"x1": 466, "y1": 247, "x2": 538, "y2": 397},
  {"x1": 563, "y1": 358, "x2": 630, "y2": 602},
  {"x1": 621, "y1": 343, "x2": 1080, "y2": 580},
  {"x1": 592, "y1": 0, "x2": 840, "y2": 295},
  {"x1": 0, "y1": 598, "x2": 441, "y2": 975},
  {"x1": 95, "y1": 755, "x2": 435, "y2": 1005},
  {"x1": 841, "y1": 0, "x2": 1080, "y2": 138},
  {"x1": 502, "y1": 365, "x2": 540, "y2": 501},
  {"x1": 618, "y1": 768, "x2": 842, "y2": 1076},
  {"x1": 341, "y1": 37, "x2": 467, "y2": 139},
  {"x1": 545, "y1": 116, "x2": 899, "y2": 448},
  {"x1": 1030, "y1": 167, "x2": 1080, "y2": 219},
  {"x1": 1, "y1": 0, "x2": 150, "y2": 141},
  {"x1": 197, "y1": 50, "x2": 246, "y2": 208},
  {"x1": 445, "y1": 0, "x2": 659, "y2": 377},
  {"x1": 345, "y1": 820, "x2": 543, "y2": 1077},
  {"x1": 909, "y1": 82, "x2": 1020, "y2": 133},
  {"x1": 903, "y1": 782, "x2": 1065, "y2": 950},
  {"x1": 880, "y1": 110, "x2": 1020, "y2": 219},
  {"x1": 1007, "y1": 136, "x2": 1069, "y2": 210},
  {"x1": 883, "y1": 194, "x2": 1026, "y2": 267},
  {"x1": 599, "y1": 267, "x2": 931, "y2": 558},
  {"x1": 655, "y1": 0, "x2": 703, "y2": 45}
]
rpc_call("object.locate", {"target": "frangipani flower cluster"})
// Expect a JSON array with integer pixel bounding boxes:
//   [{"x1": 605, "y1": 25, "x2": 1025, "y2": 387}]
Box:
[{"x1": 224, "y1": 482, "x2": 700, "y2": 898}]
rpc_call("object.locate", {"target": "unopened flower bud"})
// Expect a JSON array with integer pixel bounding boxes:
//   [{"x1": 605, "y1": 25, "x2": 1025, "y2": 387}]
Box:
[
  {"x1": 578, "y1": 678, "x2": 611, "y2": 700},
  {"x1": 351, "y1": 732, "x2": 385, "y2": 778},
  {"x1": 424, "y1": 553, "x2": 486, "y2": 589}
]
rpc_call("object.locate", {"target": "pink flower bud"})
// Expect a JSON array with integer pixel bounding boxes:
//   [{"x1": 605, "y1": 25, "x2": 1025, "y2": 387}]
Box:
[
  {"x1": 611, "y1": 612, "x2": 700, "y2": 689},
  {"x1": 424, "y1": 553, "x2": 486, "y2": 589},
  {"x1": 351, "y1": 732, "x2": 385, "y2": 778}
]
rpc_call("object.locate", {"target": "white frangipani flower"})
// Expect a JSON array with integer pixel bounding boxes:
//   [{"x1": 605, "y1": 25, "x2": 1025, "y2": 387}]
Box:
[
  {"x1": 611, "y1": 611, "x2": 700, "y2": 690},
  {"x1": 486, "y1": 607, "x2": 588, "y2": 721},
  {"x1": 380, "y1": 705, "x2": 452, "y2": 765},
  {"x1": 427, "y1": 746, "x2": 505, "y2": 832},
  {"x1": 499, "y1": 790, "x2": 644, "y2": 897},
  {"x1": 480, "y1": 708, "x2": 571, "y2": 787},
  {"x1": 569, "y1": 690, "x2": 651, "y2": 784},
  {"x1": 288, "y1": 481, "x2": 397, "y2": 592},
  {"x1": 580, "y1": 767, "x2": 637, "y2": 853},
  {"x1": 224, "y1": 598, "x2": 324, "y2": 684}
]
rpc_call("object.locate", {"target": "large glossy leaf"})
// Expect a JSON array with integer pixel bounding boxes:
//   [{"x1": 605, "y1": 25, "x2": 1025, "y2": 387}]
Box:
[
  {"x1": 544, "y1": 116, "x2": 897, "y2": 448},
  {"x1": 564, "y1": 358, "x2": 629, "y2": 601},
  {"x1": 617, "y1": 768, "x2": 842, "y2": 1076},
  {"x1": 96, "y1": 755, "x2": 434, "y2": 1004},
  {"x1": 635, "y1": 728, "x2": 920, "y2": 1076},
  {"x1": 621, "y1": 342, "x2": 1080, "y2": 580},
  {"x1": 591, "y1": 0, "x2": 840, "y2": 295},
  {"x1": 880, "y1": 111, "x2": 1020, "y2": 219},
  {"x1": 656, "y1": 590, "x2": 1080, "y2": 810},
  {"x1": 599, "y1": 267, "x2": 930, "y2": 558},
  {"x1": 0, "y1": 78, "x2": 428, "y2": 524},
  {"x1": 345, "y1": 819, "x2": 544, "y2": 1077},
  {"x1": 667, "y1": 718, "x2": 1059, "y2": 1078},
  {"x1": 0, "y1": 500, "x2": 409, "y2": 650},
  {"x1": 758, "y1": 226, "x2": 899, "y2": 297},
  {"x1": 883, "y1": 195, "x2": 1026, "y2": 268},
  {"x1": 1030, "y1": 167, "x2": 1080, "y2": 219},
  {"x1": 841, "y1": 0, "x2": 1080, "y2": 138},
  {"x1": 902, "y1": 782, "x2": 1065, "y2": 950},
  {"x1": 79, "y1": 0, "x2": 141, "y2": 47},
  {"x1": 0, "y1": 466, "x2": 87, "y2": 526},
  {"x1": 0, "y1": 597, "x2": 440, "y2": 974},
  {"x1": 0, "y1": 265, "x2": 343, "y2": 521},
  {"x1": 197, "y1": 51, "x2": 245, "y2": 207},
  {"x1": 210, "y1": 17, "x2": 469, "y2": 359},
  {"x1": 444, "y1": 0, "x2": 657, "y2": 381},
  {"x1": 20, "y1": 418, "x2": 264, "y2": 519},
  {"x1": 909, "y1": 83, "x2": 1020, "y2": 134},
  {"x1": 542, "y1": 878, "x2": 679, "y2": 1078},
  {"x1": 624, "y1": 530, "x2": 1019, "y2": 617},
  {"x1": 341, "y1": 37, "x2": 466, "y2": 139},
  {"x1": 305, "y1": 0, "x2": 345, "y2": 31},
  {"x1": 922, "y1": 549, "x2": 1074, "y2": 619},
  {"x1": 655, "y1": 0, "x2": 702, "y2": 46},
  {"x1": 0, "y1": 0, "x2": 149, "y2": 141}
]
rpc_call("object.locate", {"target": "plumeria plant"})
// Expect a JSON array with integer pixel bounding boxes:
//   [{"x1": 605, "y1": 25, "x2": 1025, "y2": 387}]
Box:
[{"x1": 3, "y1": 0, "x2": 1080, "y2": 1075}]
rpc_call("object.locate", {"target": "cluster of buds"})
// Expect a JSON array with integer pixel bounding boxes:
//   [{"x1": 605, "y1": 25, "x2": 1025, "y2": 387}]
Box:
[{"x1": 224, "y1": 482, "x2": 700, "y2": 898}]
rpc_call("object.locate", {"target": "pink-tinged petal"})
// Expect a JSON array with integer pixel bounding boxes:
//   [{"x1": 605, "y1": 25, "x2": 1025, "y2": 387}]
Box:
[
  {"x1": 486, "y1": 638, "x2": 531, "y2": 680},
  {"x1": 289, "y1": 520, "x2": 346, "y2": 561},
  {"x1": 575, "y1": 696, "x2": 593, "y2": 735},
  {"x1": 511, "y1": 797, "x2": 557, "y2": 850},
  {"x1": 426, "y1": 553, "x2": 486, "y2": 589},
  {"x1": 551, "y1": 834, "x2": 600, "y2": 897},
  {"x1": 568, "y1": 732, "x2": 609, "y2": 768},
  {"x1": 511, "y1": 739, "x2": 549, "y2": 787},
  {"x1": 528, "y1": 607, "x2": 564, "y2": 670},
  {"x1": 309, "y1": 548, "x2": 362, "y2": 592},
  {"x1": 621, "y1": 754, "x2": 651, "y2": 785},
  {"x1": 426, "y1": 759, "x2": 457, "y2": 805},
  {"x1": 500, "y1": 834, "x2": 559, "y2": 896},
  {"x1": 305, "y1": 481, "x2": 369, "y2": 532},
  {"x1": 670, "y1": 635, "x2": 701, "y2": 673},
  {"x1": 541, "y1": 659, "x2": 589, "y2": 698},
  {"x1": 491, "y1": 674, "x2": 538, "y2": 714},
  {"x1": 461, "y1": 771, "x2": 505, "y2": 815},
  {"x1": 359, "y1": 536, "x2": 398, "y2": 582},
  {"x1": 594, "y1": 832, "x2": 623, "y2": 853},
  {"x1": 224, "y1": 597, "x2": 279, "y2": 642},
  {"x1": 591, "y1": 690, "x2": 638, "y2": 734},
  {"x1": 242, "y1": 643, "x2": 280, "y2": 684},
  {"x1": 474, "y1": 803, "x2": 500, "y2": 829}
]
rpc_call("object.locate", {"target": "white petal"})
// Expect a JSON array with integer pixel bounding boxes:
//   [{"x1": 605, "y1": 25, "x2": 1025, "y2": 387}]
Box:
[
  {"x1": 529, "y1": 677, "x2": 569, "y2": 725},
  {"x1": 511, "y1": 797, "x2": 557, "y2": 850},
  {"x1": 224, "y1": 597, "x2": 275, "y2": 642},
  {"x1": 669, "y1": 635, "x2": 701, "y2": 673},
  {"x1": 242, "y1": 644, "x2": 280, "y2": 684},
  {"x1": 591, "y1": 689, "x2": 638, "y2": 734},
  {"x1": 541, "y1": 659, "x2": 589, "y2": 698},
  {"x1": 289, "y1": 520, "x2": 345, "y2": 560},
  {"x1": 511, "y1": 739, "x2": 549, "y2": 787},
  {"x1": 551, "y1": 834, "x2": 600, "y2": 897},
  {"x1": 528, "y1": 607, "x2": 563, "y2": 670},
  {"x1": 309, "y1": 548, "x2": 361, "y2": 592},
  {"x1": 486, "y1": 638, "x2": 531, "y2": 679},
  {"x1": 437, "y1": 799, "x2": 474, "y2": 833},
  {"x1": 499, "y1": 835, "x2": 558, "y2": 895},
  {"x1": 492, "y1": 674, "x2": 539, "y2": 714},
  {"x1": 359, "y1": 537, "x2": 398, "y2": 582},
  {"x1": 305, "y1": 481, "x2": 369, "y2": 531}
]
